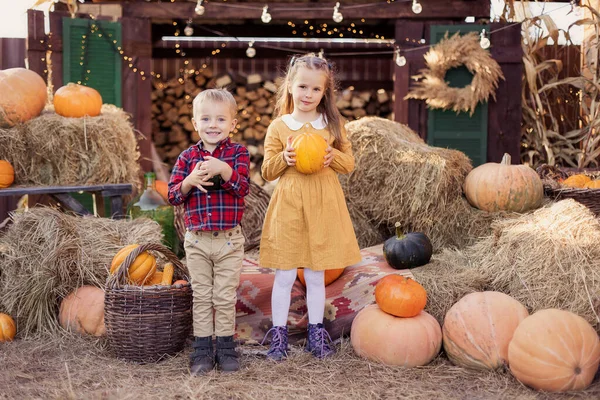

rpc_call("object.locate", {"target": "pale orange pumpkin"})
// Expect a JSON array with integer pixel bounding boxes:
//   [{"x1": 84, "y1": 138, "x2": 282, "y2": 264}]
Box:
[
  {"x1": 110, "y1": 244, "x2": 157, "y2": 285},
  {"x1": 375, "y1": 274, "x2": 427, "y2": 318},
  {"x1": 508, "y1": 309, "x2": 600, "y2": 392},
  {"x1": 351, "y1": 304, "x2": 442, "y2": 367},
  {"x1": 297, "y1": 268, "x2": 344, "y2": 287},
  {"x1": 155, "y1": 180, "x2": 169, "y2": 202},
  {"x1": 0, "y1": 160, "x2": 15, "y2": 188},
  {"x1": 442, "y1": 291, "x2": 529, "y2": 370},
  {"x1": 0, "y1": 68, "x2": 47, "y2": 127},
  {"x1": 463, "y1": 153, "x2": 543, "y2": 212},
  {"x1": 291, "y1": 132, "x2": 328, "y2": 174},
  {"x1": 0, "y1": 313, "x2": 16, "y2": 342},
  {"x1": 54, "y1": 83, "x2": 102, "y2": 118},
  {"x1": 59, "y1": 286, "x2": 106, "y2": 336},
  {"x1": 584, "y1": 180, "x2": 600, "y2": 189},
  {"x1": 144, "y1": 271, "x2": 164, "y2": 286},
  {"x1": 173, "y1": 279, "x2": 189, "y2": 286},
  {"x1": 561, "y1": 174, "x2": 592, "y2": 189}
]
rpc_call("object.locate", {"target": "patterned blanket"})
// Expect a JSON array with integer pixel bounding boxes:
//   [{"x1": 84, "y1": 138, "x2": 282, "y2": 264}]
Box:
[{"x1": 235, "y1": 244, "x2": 414, "y2": 345}]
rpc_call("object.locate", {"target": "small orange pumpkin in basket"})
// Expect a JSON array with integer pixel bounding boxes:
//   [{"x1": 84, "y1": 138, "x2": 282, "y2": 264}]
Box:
[
  {"x1": 561, "y1": 174, "x2": 591, "y2": 189},
  {"x1": 584, "y1": 180, "x2": 600, "y2": 189}
]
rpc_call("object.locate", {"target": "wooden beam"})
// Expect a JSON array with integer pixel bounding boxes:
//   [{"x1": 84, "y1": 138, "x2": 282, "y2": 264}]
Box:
[{"x1": 123, "y1": 1, "x2": 490, "y2": 21}]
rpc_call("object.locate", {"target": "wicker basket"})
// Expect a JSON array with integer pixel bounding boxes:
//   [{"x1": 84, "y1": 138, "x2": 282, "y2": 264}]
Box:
[
  {"x1": 104, "y1": 243, "x2": 192, "y2": 363},
  {"x1": 537, "y1": 165, "x2": 600, "y2": 216}
]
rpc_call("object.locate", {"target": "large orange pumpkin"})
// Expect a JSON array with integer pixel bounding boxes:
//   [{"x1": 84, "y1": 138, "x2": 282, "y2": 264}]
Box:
[
  {"x1": 155, "y1": 180, "x2": 169, "y2": 202},
  {"x1": 463, "y1": 153, "x2": 543, "y2": 212},
  {"x1": 351, "y1": 304, "x2": 442, "y2": 367},
  {"x1": 54, "y1": 83, "x2": 102, "y2": 118},
  {"x1": 442, "y1": 291, "x2": 529, "y2": 370},
  {"x1": 58, "y1": 286, "x2": 106, "y2": 336},
  {"x1": 110, "y1": 244, "x2": 157, "y2": 285},
  {"x1": 292, "y1": 132, "x2": 328, "y2": 174},
  {"x1": 0, "y1": 160, "x2": 15, "y2": 188},
  {"x1": 0, "y1": 68, "x2": 47, "y2": 127},
  {"x1": 0, "y1": 313, "x2": 16, "y2": 342},
  {"x1": 297, "y1": 268, "x2": 344, "y2": 287},
  {"x1": 375, "y1": 274, "x2": 427, "y2": 318},
  {"x1": 508, "y1": 309, "x2": 600, "y2": 392}
]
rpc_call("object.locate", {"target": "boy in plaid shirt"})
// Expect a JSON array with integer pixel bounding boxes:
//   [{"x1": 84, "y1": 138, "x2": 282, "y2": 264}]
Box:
[{"x1": 168, "y1": 89, "x2": 250, "y2": 375}]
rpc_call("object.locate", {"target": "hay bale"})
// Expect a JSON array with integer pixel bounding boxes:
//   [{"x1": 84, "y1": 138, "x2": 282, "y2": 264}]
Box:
[
  {"x1": 0, "y1": 105, "x2": 141, "y2": 187},
  {"x1": 0, "y1": 207, "x2": 163, "y2": 336},
  {"x1": 341, "y1": 117, "x2": 502, "y2": 249},
  {"x1": 347, "y1": 200, "x2": 384, "y2": 248},
  {"x1": 468, "y1": 199, "x2": 600, "y2": 329},
  {"x1": 412, "y1": 248, "x2": 487, "y2": 323}
]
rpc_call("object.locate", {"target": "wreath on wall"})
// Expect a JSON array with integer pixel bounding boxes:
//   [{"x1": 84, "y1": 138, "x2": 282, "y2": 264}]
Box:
[{"x1": 405, "y1": 31, "x2": 505, "y2": 116}]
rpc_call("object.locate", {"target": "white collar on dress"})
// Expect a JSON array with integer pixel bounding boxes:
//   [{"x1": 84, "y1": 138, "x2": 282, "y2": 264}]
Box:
[{"x1": 281, "y1": 114, "x2": 327, "y2": 130}]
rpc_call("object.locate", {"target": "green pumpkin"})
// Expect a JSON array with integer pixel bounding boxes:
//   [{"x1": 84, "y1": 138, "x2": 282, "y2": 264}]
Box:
[
  {"x1": 205, "y1": 174, "x2": 222, "y2": 191},
  {"x1": 383, "y1": 222, "x2": 433, "y2": 269}
]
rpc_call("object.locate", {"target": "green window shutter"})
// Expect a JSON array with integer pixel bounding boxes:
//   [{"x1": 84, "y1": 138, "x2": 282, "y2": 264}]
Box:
[
  {"x1": 427, "y1": 25, "x2": 488, "y2": 167},
  {"x1": 63, "y1": 18, "x2": 122, "y2": 107}
]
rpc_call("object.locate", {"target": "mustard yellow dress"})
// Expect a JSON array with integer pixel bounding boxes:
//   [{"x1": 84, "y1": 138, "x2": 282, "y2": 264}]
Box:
[{"x1": 259, "y1": 114, "x2": 362, "y2": 271}]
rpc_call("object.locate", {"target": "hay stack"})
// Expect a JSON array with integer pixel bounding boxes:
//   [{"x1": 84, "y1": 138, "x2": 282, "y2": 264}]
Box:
[
  {"x1": 0, "y1": 105, "x2": 141, "y2": 187},
  {"x1": 341, "y1": 117, "x2": 501, "y2": 249},
  {"x1": 467, "y1": 199, "x2": 600, "y2": 329},
  {"x1": 0, "y1": 207, "x2": 163, "y2": 336}
]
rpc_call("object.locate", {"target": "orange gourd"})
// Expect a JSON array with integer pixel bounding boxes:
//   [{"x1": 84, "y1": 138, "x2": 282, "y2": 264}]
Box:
[
  {"x1": 561, "y1": 174, "x2": 592, "y2": 188},
  {"x1": 508, "y1": 309, "x2": 600, "y2": 392},
  {"x1": 351, "y1": 304, "x2": 442, "y2": 367},
  {"x1": 155, "y1": 180, "x2": 169, "y2": 202},
  {"x1": 297, "y1": 268, "x2": 344, "y2": 287},
  {"x1": 584, "y1": 180, "x2": 600, "y2": 189},
  {"x1": 0, "y1": 67, "x2": 47, "y2": 127},
  {"x1": 0, "y1": 313, "x2": 16, "y2": 342},
  {"x1": 442, "y1": 291, "x2": 529, "y2": 370},
  {"x1": 161, "y1": 263, "x2": 174, "y2": 285},
  {"x1": 58, "y1": 286, "x2": 106, "y2": 336},
  {"x1": 374, "y1": 275, "x2": 426, "y2": 318},
  {"x1": 0, "y1": 160, "x2": 14, "y2": 188},
  {"x1": 110, "y1": 244, "x2": 157, "y2": 285},
  {"x1": 53, "y1": 83, "x2": 102, "y2": 118},
  {"x1": 291, "y1": 132, "x2": 328, "y2": 174},
  {"x1": 463, "y1": 153, "x2": 543, "y2": 212},
  {"x1": 173, "y1": 280, "x2": 189, "y2": 286},
  {"x1": 145, "y1": 271, "x2": 164, "y2": 286}
]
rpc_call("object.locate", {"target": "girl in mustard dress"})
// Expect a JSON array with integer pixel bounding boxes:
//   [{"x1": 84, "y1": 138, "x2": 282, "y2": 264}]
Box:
[{"x1": 260, "y1": 54, "x2": 361, "y2": 360}]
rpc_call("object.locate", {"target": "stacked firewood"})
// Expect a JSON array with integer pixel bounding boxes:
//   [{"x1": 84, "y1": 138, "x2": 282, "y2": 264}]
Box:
[{"x1": 152, "y1": 69, "x2": 392, "y2": 185}]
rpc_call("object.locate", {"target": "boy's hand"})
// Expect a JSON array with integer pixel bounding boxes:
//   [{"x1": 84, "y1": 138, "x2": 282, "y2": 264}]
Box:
[
  {"x1": 199, "y1": 156, "x2": 229, "y2": 178},
  {"x1": 184, "y1": 161, "x2": 214, "y2": 193},
  {"x1": 324, "y1": 146, "x2": 334, "y2": 167},
  {"x1": 283, "y1": 135, "x2": 296, "y2": 166}
]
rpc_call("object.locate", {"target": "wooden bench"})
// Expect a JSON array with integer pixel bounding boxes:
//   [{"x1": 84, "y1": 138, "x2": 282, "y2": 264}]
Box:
[{"x1": 0, "y1": 184, "x2": 133, "y2": 219}]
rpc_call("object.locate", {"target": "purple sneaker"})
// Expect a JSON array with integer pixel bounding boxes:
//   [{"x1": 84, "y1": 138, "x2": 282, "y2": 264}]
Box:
[
  {"x1": 261, "y1": 326, "x2": 289, "y2": 361},
  {"x1": 306, "y1": 323, "x2": 335, "y2": 359}
]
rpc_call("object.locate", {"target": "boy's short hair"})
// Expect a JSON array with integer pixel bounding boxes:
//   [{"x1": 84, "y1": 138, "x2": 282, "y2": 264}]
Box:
[{"x1": 192, "y1": 88, "x2": 237, "y2": 118}]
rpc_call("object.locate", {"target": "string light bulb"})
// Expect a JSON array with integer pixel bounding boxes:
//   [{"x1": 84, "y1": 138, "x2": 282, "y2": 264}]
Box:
[
  {"x1": 246, "y1": 41, "x2": 256, "y2": 58},
  {"x1": 395, "y1": 48, "x2": 406, "y2": 67},
  {"x1": 333, "y1": 2, "x2": 343, "y2": 23},
  {"x1": 184, "y1": 19, "x2": 194, "y2": 37},
  {"x1": 480, "y1": 29, "x2": 490, "y2": 49},
  {"x1": 195, "y1": 0, "x2": 205, "y2": 16},
  {"x1": 261, "y1": 6, "x2": 272, "y2": 24},
  {"x1": 411, "y1": 0, "x2": 422, "y2": 14}
]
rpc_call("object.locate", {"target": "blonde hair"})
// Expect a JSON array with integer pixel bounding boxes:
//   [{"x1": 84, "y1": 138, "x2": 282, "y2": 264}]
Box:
[
  {"x1": 192, "y1": 88, "x2": 237, "y2": 118},
  {"x1": 274, "y1": 54, "x2": 344, "y2": 150}
]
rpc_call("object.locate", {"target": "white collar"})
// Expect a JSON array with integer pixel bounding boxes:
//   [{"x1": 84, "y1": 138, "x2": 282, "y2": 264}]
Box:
[{"x1": 281, "y1": 114, "x2": 327, "y2": 130}]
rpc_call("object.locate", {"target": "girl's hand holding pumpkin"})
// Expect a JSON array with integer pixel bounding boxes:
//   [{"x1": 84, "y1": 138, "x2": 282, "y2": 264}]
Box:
[
  {"x1": 283, "y1": 135, "x2": 296, "y2": 166},
  {"x1": 323, "y1": 146, "x2": 334, "y2": 167}
]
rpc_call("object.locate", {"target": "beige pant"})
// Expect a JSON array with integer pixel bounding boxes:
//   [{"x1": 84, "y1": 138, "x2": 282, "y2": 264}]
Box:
[{"x1": 184, "y1": 226, "x2": 245, "y2": 337}]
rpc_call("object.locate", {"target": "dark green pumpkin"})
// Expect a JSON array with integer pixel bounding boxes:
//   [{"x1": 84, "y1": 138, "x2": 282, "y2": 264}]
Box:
[{"x1": 383, "y1": 222, "x2": 433, "y2": 269}]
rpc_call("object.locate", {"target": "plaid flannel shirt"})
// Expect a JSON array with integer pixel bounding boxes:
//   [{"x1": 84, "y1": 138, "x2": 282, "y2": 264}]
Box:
[{"x1": 168, "y1": 138, "x2": 250, "y2": 231}]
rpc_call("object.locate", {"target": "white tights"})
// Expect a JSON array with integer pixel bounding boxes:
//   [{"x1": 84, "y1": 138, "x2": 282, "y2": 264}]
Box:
[{"x1": 271, "y1": 268, "x2": 325, "y2": 327}]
